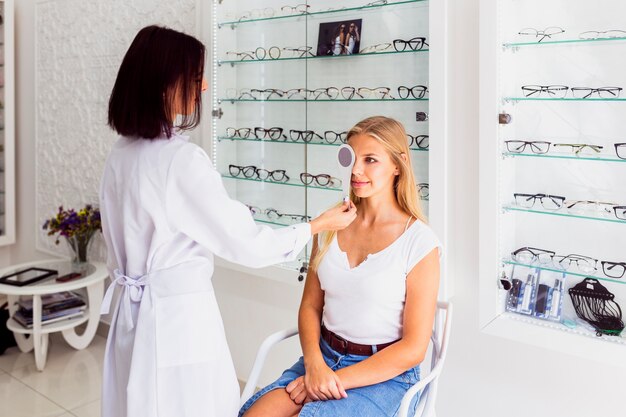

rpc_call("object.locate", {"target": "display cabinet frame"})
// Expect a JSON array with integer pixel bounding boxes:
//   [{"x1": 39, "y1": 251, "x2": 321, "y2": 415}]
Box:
[
  {"x1": 0, "y1": 0, "x2": 15, "y2": 247},
  {"x1": 203, "y1": 0, "x2": 449, "y2": 298},
  {"x1": 479, "y1": 0, "x2": 626, "y2": 363}
]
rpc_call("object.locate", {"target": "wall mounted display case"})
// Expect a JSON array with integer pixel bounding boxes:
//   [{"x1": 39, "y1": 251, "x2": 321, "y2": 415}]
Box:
[
  {"x1": 480, "y1": 0, "x2": 626, "y2": 362},
  {"x1": 209, "y1": 0, "x2": 448, "y2": 291},
  {"x1": 0, "y1": 0, "x2": 15, "y2": 247}
]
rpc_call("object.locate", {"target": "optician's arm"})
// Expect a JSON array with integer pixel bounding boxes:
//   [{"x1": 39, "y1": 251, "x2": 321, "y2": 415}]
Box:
[{"x1": 165, "y1": 144, "x2": 354, "y2": 268}]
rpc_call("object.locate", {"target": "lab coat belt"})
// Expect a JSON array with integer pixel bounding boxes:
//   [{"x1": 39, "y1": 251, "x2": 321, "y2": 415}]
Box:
[{"x1": 100, "y1": 269, "x2": 149, "y2": 332}]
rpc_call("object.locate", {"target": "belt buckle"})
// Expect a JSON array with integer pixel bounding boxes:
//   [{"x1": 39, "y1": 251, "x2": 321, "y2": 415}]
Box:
[{"x1": 335, "y1": 334, "x2": 349, "y2": 354}]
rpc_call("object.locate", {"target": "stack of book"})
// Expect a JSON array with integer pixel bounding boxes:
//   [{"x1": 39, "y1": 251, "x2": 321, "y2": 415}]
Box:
[{"x1": 12, "y1": 292, "x2": 86, "y2": 328}]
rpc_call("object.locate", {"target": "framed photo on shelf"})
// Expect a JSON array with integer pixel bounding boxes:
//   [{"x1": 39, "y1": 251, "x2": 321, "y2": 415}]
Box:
[
  {"x1": 316, "y1": 19, "x2": 362, "y2": 56},
  {"x1": 0, "y1": 267, "x2": 58, "y2": 286}
]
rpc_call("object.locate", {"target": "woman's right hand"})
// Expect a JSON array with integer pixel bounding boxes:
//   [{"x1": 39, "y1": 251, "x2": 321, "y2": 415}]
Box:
[
  {"x1": 309, "y1": 200, "x2": 357, "y2": 235},
  {"x1": 301, "y1": 361, "x2": 348, "y2": 401}
]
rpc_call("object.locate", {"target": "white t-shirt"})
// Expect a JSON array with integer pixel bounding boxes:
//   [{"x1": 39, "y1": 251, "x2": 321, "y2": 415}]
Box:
[{"x1": 317, "y1": 219, "x2": 442, "y2": 345}]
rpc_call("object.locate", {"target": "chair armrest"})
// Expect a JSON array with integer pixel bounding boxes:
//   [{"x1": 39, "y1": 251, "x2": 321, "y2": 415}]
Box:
[
  {"x1": 397, "y1": 360, "x2": 443, "y2": 417},
  {"x1": 240, "y1": 327, "x2": 299, "y2": 405}
]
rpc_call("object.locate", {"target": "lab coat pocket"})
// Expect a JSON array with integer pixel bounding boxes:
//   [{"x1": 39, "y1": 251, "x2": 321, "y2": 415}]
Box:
[{"x1": 155, "y1": 291, "x2": 220, "y2": 368}]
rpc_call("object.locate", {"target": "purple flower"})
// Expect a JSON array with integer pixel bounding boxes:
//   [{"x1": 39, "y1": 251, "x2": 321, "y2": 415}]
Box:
[{"x1": 42, "y1": 204, "x2": 102, "y2": 244}]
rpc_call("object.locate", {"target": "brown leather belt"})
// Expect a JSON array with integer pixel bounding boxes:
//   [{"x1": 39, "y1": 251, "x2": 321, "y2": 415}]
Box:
[{"x1": 321, "y1": 325, "x2": 398, "y2": 356}]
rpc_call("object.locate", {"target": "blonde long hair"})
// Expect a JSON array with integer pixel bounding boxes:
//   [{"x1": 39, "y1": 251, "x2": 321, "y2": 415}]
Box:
[{"x1": 310, "y1": 116, "x2": 428, "y2": 271}]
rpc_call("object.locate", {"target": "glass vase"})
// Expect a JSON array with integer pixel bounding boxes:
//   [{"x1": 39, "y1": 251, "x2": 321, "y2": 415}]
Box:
[{"x1": 65, "y1": 232, "x2": 95, "y2": 272}]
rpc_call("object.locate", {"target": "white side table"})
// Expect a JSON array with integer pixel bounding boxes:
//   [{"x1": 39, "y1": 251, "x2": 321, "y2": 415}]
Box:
[{"x1": 0, "y1": 259, "x2": 108, "y2": 371}]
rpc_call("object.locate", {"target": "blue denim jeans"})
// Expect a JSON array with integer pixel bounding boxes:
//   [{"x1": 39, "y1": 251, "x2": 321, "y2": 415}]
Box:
[{"x1": 239, "y1": 338, "x2": 421, "y2": 417}]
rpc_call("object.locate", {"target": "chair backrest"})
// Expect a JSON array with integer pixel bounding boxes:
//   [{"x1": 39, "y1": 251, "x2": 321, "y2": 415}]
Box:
[{"x1": 398, "y1": 301, "x2": 453, "y2": 417}]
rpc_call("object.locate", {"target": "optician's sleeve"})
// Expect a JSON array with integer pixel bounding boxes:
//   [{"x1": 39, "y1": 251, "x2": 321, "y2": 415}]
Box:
[{"x1": 165, "y1": 143, "x2": 311, "y2": 268}]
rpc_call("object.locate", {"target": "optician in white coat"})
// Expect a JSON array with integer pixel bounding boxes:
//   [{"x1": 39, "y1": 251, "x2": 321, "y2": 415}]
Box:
[{"x1": 98, "y1": 26, "x2": 356, "y2": 417}]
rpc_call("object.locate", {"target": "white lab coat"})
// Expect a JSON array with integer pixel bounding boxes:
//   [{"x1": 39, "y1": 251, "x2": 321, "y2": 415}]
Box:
[{"x1": 99, "y1": 132, "x2": 311, "y2": 417}]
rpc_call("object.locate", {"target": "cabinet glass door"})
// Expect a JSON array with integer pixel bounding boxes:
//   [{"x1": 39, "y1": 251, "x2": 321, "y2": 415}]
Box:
[{"x1": 213, "y1": 0, "x2": 431, "y2": 273}]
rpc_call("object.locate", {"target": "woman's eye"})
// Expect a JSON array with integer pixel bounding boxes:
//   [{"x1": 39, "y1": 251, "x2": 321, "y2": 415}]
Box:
[{"x1": 365, "y1": 157, "x2": 377, "y2": 163}]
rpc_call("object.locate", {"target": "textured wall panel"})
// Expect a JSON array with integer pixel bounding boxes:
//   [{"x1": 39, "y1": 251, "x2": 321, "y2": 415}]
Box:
[{"x1": 35, "y1": 0, "x2": 197, "y2": 259}]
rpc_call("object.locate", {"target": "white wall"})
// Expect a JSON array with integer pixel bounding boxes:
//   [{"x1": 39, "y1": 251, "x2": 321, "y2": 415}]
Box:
[{"x1": 3, "y1": 0, "x2": 624, "y2": 416}]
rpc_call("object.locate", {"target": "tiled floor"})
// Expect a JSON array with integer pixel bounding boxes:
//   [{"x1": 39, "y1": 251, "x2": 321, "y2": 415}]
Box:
[
  {"x1": 0, "y1": 333, "x2": 105, "y2": 417},
  {"x1": 0, "y1": 333, "x2": 248, "y2": 417}
]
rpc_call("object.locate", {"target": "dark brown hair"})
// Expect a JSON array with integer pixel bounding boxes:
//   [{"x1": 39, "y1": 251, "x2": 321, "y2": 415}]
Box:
[{"x1": 108, "y1": 25, "x2": 206, "y2": 139}]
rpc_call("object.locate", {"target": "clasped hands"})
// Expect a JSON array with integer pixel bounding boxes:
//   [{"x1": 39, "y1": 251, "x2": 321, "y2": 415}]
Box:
[{"x1": 285, "y1": 362, "x2": 348, "y2": 405}]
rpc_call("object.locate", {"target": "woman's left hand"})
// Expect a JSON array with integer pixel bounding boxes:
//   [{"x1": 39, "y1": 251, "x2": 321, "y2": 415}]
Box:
[{"x1": 286, "y1": 376, "x2": 312, "y2": 405}]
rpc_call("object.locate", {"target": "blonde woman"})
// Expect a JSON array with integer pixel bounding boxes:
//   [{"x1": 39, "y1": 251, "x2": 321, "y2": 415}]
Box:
[{"x1": 240, "y1": 116, "x2": 442, "y2": 417}]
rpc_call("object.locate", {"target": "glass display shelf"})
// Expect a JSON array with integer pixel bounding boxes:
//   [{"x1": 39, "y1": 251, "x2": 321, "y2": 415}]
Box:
[
  {"x1": 222, "y1": 175, "x2": 342, "y2": 192},
  {"x1": 502, "y1": 312, "x2": 626, "y2": 345},
  {"x1": 219, "y1": 49, "x2": 429, "y2": 66},
  {"x1": 502, "y1": 260, "x2": 626, "y2": 287},
  {"x1": 502, "y1": 152, "x2": 626, "y2": 163},
  {"x1": 220, "y1": 98, "x2": 429, "y2": 103},
  {"x1": 503, "y1": 205, "x2": 626, "y2": 224},
  {"x1": 504, "y1": 97, "x2": 626, "y2": 102},
  {"x1": 218, "y1": 0, "x2": 427, "y2": 28},
  {"x1": 217, "y1": 136, "x2": 429, "y2": 152},
  {"x1": 254, "y1": 218, "x2": 291, "y2": 227},
  {"x1": 503, "y1": 36, "x2": 626, "y2": 49}
]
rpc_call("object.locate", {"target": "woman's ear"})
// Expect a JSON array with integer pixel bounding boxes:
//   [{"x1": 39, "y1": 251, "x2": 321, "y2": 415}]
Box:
[{"x1": 395, "y1": 153, "x2": 408, "y2": 175}]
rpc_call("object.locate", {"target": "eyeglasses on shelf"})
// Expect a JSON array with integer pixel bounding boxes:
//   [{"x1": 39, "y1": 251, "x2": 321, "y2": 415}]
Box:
[
  {"x1": 324, "y1": 131, "x2": 348, "y2": 144},
  {"x1": 518, "y1": 26, "x2": 565, "y2": 43},
  {"x1": 360, "y1": 43, "x2": 392, "y2": 54},
  {"x1": 504, "y1": 140, "x2": 551, "y2": 154},
  {"x1": 513, "y1": 193, "x2": 566, "y2": 210},
  {"x1": 300, "y1": 173, "x2": 342, "y2": 188},
  {"x1": 511, "y1": 246, "x2": 625, "y2": 279},
  {"x1": 407, "y1": 134, "x2": 429, "y2": 150},
  {"x1": 552, "y1": 143, "x2": 604, "y2": 155},
  {"x1": 225, "y1": 127, "x2": 286, "y2": 141},
  {"x1": 601, "y1": 261, "x2": 626, "y2": 279},
  {"x1": 225, "y1": 127, "x2": 255, "y2": 139},
  {"x1": 510, "y1": 193, "x2": 626, "y2": 220},
  {"x1": 229, "y1": 164, "x2": 290, "y2": 182},
  {"x1": 265, "y1": 208, "x2": 311, "y2": 222},
  {"x1": 393, "y1": 37, "x2": 429, "y2": 51},
  {"x1": 255, "y1": 127, "x2": 287, "y2": 140},
  {"x1": 520, "y1": 85, "x2": 569, "y2": 98},
  {"x1": 521, "y1": 85, "x2": 623, "y2": 99},
  {"x1": 225, "y1": 46, "x2": 314, "y2": 61},
  {"x1": 571, "y1": 87, "x2": 622, "y2": 99},
  {"x1": 417, "y1": 183, "x2": 429, "y2": 200},
  {"x1": 511, "y1": 247, "x2": 556, "y2": 264},
  {"x1": 398, "y1": 85, "x2": 428, "y2": 99},
  {"x1": 280, "y1": 4, "x2": 310, "y2": 15},
  {"x1": 235, "y1": 7, "x2": 275, "y2": 21},
  {"x1": 289, "y1": 129, "x2": 323, "y2": 143},
  {"x1": 246, "y1": 204, "x2": 311, "y2": 223},
  {"x1": 579, "y1": 30, "x2": 626, "y2": 40},
  {"x1": 341, "y1": 87, "x2": 394, "y2": 100},
  {"x1": 225, "y1": 86, "x2": 407, "y2": 101}
]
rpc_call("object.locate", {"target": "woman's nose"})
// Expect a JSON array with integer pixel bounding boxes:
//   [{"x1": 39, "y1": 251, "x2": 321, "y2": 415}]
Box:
[{"x1": 201, "y1": 78, "x2": 208, "y2": 92}]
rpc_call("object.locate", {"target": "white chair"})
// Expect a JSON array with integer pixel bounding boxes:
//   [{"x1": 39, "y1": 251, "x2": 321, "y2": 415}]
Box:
[{"x1": 240, "y1": 301, "x2": 453, "y2": 417}]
